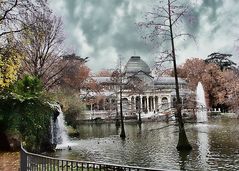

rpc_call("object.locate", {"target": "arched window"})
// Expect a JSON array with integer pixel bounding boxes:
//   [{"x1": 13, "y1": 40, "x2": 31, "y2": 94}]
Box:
[
  {"x1": 99, "y1": 99, "x2": 104, "y2": 110},
  {"x1": 162, "y1": 97, "x2": 169, "y2": 110},
  {"x1": 105, "y1": 98, "x2": 110, "y2": 110},
  {"x1": 122, "y1": 98, "x2": 129, "y2": 112}
]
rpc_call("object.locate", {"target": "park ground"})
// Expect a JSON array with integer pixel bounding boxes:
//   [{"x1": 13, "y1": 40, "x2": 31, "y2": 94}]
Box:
[{"x1": 0, "y1": 152, "x2": 19, "y2": 171}]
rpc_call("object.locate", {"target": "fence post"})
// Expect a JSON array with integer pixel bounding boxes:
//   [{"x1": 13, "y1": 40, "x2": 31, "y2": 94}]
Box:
[{"x1": 20, "y1": 144, "x2": 27, "y2": 171}]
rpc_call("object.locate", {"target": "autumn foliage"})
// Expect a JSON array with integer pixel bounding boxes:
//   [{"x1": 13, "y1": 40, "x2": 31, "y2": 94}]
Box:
[
  {"x1": 60, "y1": 59, "x2": 90, "y2": 91},
  {"x1": 178, "y1": 58, "x2": 239, "y2": 112},
  {"x1": 0, "y1": 46, "x2": 22, "y2": 90}
]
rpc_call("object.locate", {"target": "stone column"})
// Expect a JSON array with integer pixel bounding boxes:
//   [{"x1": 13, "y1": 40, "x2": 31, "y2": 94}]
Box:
[
  {"x1": 150, "y1": 96, "x2": 152, "y2": 111},
  {"x1": 168, "y1": 97, "x2": 171, "y2": 108},
  {"x1": 141, "y1": 96, "x2": 144, "y2": 112},
  {"x1": 139, "y1": 96, "x2": 142, "y2": 112},
  {"x1": 143, "y1": 97, "x2": 145, "y2": 112},
  {"x1": 152, "y1": 96, "x2": 155, "y2": 111},
  {"x1": 147, "y1": 96, "x2": 149, "y2": 112},
  {"x1": 135, "y1": 96, "x2": 137, "y2": 111}
]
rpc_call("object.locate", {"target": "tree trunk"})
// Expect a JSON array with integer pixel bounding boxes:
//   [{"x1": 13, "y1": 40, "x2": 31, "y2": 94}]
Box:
[
  {"x1": 168, "y1": 0, "x2": 192, "y2": 151},
  {"x1": 119, "y1": 86, "x2": 126, "y2": 139},
  {"x1": 176, "y1": 106, "x2": 192, "y2": 150},
  {"x1": 138, "y1": 111, "x2": 142, "y2": 124},
  {"x1": 115, "y1": 107, "x2": 120, "y2": 127}
]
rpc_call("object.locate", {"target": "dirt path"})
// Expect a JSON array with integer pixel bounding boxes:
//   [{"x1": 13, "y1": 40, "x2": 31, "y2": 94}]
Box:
[{"x1": 0, "y1": 152, "x2": 20, "y2": 171}]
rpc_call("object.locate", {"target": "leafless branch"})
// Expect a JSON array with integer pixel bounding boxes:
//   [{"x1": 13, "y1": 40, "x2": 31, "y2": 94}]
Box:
[
  {"x1": 0, "y1": 0, "x2": 18, "y2": 22},
  {"x1": 16, "y1": 1, "x2": 67, "y2": 89},
  {"x1": 171, "y1": 6, "x2": 189, "y2": 26}
]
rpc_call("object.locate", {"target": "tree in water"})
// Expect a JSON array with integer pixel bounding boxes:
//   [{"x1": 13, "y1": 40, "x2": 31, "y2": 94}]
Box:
[
  {"x1": 111, "y1": 56, "x2": 126, "y2": 138},
  {"x1": 139, "y1": 0, "x2": 194, "y2": 151},
  {"x1": 110, "y1": 70, "x2": 120, "y2": 127},
  {"x1": 119, "y1": 56, "x2": 126, "y2": 139}
]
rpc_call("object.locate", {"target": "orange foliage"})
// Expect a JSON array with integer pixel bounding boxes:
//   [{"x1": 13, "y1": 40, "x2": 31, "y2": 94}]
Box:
[
  {"x1": 178, "y1": 58, "x2": 239, "y2": 110},
  {"x1": 61, "y1": 60, "x2": 90, "y2": 91}
]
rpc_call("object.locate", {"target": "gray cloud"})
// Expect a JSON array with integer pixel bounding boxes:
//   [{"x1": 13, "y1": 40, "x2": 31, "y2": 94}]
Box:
[
  {"x1": 50, "y1": 0, "x2": 152, "y2": 71},
  {"x1": 50, "y1": 0, "x2": 239, "y2": 72},
  {"x1": 80, "y1": 1, "x2": 123, "y2": 45},
  {"x1": 200, "y1": 0, "x2": 223, "y2": 22}
]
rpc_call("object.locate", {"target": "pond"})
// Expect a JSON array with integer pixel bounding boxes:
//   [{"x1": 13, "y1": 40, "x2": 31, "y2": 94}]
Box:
[{"x1": 51, "y1": 118, "x2": 239, "y2": 170}]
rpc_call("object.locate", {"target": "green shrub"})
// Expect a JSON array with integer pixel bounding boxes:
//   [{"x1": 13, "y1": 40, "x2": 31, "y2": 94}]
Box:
[
  {"x1": 19, "y1": 98, "x2": 52, "y2": 152},
  {"x1": 12, "y1": 75, "x2": 43, "y2": 100},
  {"x1": 0, "y1": 75, "x2": 53, "y2": 152}
]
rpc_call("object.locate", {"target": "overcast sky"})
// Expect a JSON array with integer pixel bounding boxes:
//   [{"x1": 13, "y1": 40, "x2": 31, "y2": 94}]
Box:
[{"x1": 49, "y1": 0, "x2": 239, "y2": 72}]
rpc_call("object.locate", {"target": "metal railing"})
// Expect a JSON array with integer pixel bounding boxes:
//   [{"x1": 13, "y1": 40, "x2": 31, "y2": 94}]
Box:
[{"x1": 20, "y1": 145, "x2": 166, "y2": 171}]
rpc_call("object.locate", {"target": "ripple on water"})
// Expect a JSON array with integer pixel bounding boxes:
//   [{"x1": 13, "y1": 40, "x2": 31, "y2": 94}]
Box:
[{"x1": 51, "y1": 120, "x2": 239, "y2": 170}]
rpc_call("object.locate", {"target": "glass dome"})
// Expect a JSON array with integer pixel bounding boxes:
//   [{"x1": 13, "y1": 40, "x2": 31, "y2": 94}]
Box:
[{"x1": 124, "y1": 56, "x2": 150, "y2": 74}]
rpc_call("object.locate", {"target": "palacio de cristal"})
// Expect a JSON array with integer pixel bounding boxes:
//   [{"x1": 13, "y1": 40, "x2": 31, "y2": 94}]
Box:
[{"x1": 83, "y1": 56, "x2": 190, "y2": 120}]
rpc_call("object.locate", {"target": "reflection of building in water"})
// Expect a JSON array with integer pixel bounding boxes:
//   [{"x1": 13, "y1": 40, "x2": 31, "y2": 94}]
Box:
[{"x1": 83, "y1": 56, "x2": 190, "y2": 120}]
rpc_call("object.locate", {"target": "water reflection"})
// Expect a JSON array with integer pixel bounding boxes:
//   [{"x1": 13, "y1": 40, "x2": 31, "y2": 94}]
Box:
[
  {"x1": 51, "y1": 119, "x2": 239, "y2": 170},
  {"x1": 178, "y1": 150, "x2": 191, "y2": 170},
  {"x1": 197, "y1": 124, "x2": 209, "y2": 170}
]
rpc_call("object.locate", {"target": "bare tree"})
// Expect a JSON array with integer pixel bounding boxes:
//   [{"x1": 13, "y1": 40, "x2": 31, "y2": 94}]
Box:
[
  {"x1": 139, "y1": 0, "x2": 193, "y2": 151},
  {"x1": 0, "y1": 0, "x2": 44, "y2": 41},
  {"x1": 111, "y1": 70, "x2": 121, "y2": 127},
  {"x1": 0, "y1": 0, "x2": 48, "y2": 90},
  {"x1": 111, "y1": 56, "x2": 126, "y2": 138},
  {"x1": 18, "y1": 2, "x2": 67, "y2": 89}
]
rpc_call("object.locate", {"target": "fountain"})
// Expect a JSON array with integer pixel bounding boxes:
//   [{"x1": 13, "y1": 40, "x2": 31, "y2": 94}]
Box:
[
  {"x1": 50, "y1": 103, "x2": 70, "y2": 149},
  {"x1": 196, "y1": 82, "x2": 208, "y2": 122},
  {"x1": 195, "y1": 82, "x2": 209, "y2": 169}
]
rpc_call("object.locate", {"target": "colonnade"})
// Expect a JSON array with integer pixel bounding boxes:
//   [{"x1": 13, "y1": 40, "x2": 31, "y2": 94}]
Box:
[
  {"x1": 87, "y1": 95, "x2": 171, "y2": 114},
  {"x1": 130, "y1": 96, "x2": 161, "y2": 113}
]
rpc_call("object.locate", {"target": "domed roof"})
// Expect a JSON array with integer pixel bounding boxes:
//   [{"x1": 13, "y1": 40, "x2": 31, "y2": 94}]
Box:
[{"x1": 124, "y1": 56, "x2": 150, "y2": 74}]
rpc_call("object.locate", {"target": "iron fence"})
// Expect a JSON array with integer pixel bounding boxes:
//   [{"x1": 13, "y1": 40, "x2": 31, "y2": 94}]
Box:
[{"x1": 20, "y1": 145, "x2": 166, "y2": 171}]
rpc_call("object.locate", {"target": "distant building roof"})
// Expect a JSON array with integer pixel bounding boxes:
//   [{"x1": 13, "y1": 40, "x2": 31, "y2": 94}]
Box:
[
  {"x1": 92, "y1": 77, "x2": 112, "y2": 83},
  {"x1": 81, "y1": 90, "x2": 116, "y2": 97},
  {"x1": 154, "y1": 77, "x2": 187, "y2": 85},
  {"x1": 170, "y1": 89, "x2": 190, "y2": 96}
]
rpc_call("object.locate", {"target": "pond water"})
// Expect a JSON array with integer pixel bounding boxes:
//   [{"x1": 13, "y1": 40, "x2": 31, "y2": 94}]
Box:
[{"x1": 51, "y1": 118, "x2": 239, "y2": 170}]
